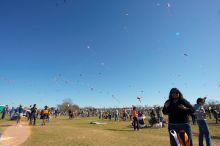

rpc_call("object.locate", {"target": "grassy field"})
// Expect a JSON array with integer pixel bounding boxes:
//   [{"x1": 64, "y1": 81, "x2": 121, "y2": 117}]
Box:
[
  {"x1": 0, "y1": 116, "x2": 219, "y2": 146},
  {"x1": 17, "y1": 116, "x2": 220, "y2": 146}
]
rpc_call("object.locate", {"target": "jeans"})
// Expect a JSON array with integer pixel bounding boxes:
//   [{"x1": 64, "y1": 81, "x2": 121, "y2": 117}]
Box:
[
  {"x1": 30, "y1": 114, "x2": 37, "y2": 125},
  {"x1": 114, "y1": 114, "x2": 119, "y2": 121},
  {"x1": 168, "y1": 123, "x2": 193, "y2": 146},
  {"x1": 133, "y1": 117, "x2": 139, "y2": 130},
  {"x1": 197, "y1": 120, "x2": 212, "y2": 146}
]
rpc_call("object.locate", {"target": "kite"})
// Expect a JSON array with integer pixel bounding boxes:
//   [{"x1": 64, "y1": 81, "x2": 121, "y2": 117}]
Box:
[
  {"x1": 112, "y1": 95, "x2": 120, "y2": 103},
  {"x1": 175, "y1": 32, "x2": 180, "y2": 36},
  {"x1": 121, "y1": 9, "x2": 129, "y2": 16},
  {"x1": 167, "y1": 2, "x2": 171, "y2": 8},
  {"x1": 137, "y1": 97, "x2": 143, "y2": 103},
  {"x1": 165, "y1": 2, "x2": 172, "y2": 15}
]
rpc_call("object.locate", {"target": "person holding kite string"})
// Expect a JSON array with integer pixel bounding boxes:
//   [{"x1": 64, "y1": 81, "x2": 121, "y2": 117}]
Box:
[{"x1": 163, "y1": 88, "x2": 194, "y2": 146}]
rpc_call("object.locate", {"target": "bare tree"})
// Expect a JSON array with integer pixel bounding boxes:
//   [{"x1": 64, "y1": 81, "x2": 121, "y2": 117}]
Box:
[{"x1": 57, "y1": 98, "x2": 80, "y2": 114}]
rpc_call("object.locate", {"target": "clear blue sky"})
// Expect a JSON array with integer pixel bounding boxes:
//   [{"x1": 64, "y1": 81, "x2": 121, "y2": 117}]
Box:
[{"x1": 0, "y1": 0, "x2": 220, "y2": 108}]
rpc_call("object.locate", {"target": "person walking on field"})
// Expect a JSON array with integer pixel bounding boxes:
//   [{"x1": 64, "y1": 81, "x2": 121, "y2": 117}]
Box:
[
  {"x1": 162, "y1": 88, "x2": 194, "y2": 146},
  {"x1": 17, "y1": 105, "x2": 24, "y2": 125},
  {"x1": 194, "y1": 97, "x2": 212, "y2": 146},
  {"x1": 132, "y1": 106, "x2": 139, "y2": 131}
]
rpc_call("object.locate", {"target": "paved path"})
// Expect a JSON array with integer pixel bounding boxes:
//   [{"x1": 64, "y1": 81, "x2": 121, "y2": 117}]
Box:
[{"x1": 1, "y1": 121, "x2": 30, "y2": 146}]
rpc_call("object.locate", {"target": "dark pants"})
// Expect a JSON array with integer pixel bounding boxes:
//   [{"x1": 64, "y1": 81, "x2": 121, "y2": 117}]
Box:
[
  {"x1": 1, "y1": 112, "x2": 6, "y2": 120},
  {"x1": 30, "y1": 114, "x2": 37, "y2": 125},
  {"x1": 133, "y1": 117, "x2": 139, "y2": 130},
  {"x1": 27, "y1": 112, "x2": 31, "y2": 121},
  {"x1": 114, "y1": 114, "x2": 119, "y2": 121},
  {"x1": 213, "y1": 114, "x2": 218, "y2": 123},
  {"x1": 168, "y1": 123, "x2": 193, "y2": 146},
  {"x1": 197, "y1": 120, "x2": 212, "y2": 146},
  {"x1": 191, "y1": 114, "x2": 196, "y2": 125}
]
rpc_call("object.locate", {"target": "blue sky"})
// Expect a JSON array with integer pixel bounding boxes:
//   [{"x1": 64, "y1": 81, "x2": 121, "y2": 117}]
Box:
[{"x1": 0, "y1": 0, "x2": 220, "y2": 108}]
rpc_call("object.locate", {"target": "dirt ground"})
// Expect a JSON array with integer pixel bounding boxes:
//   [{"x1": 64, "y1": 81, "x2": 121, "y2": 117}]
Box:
[{"x1": 1, "y1": 121, "x2": 30, "y2": 146}]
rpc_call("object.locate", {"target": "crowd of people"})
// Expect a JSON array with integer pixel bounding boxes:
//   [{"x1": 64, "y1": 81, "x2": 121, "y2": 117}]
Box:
[
  {"x1": 0, "y1": 88, "x2": 220, "y2": 146},
  {"x1": 0, "y1": 104, "x2": 56, "y2": 126}
]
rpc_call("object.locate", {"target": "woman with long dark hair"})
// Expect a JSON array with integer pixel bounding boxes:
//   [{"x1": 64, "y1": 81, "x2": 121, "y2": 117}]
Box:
[{"x1": 163, "y1": 88, "x2": 194, "y2": 146}]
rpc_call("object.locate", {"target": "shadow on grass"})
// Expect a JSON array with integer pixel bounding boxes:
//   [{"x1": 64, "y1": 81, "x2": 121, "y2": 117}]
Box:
[
  {"x1": 0, "y1": 124, "x2": 13, "y2": 127},
  {"x1": 193, "y1": 132, "x2": 220, "y2": 140},
  {"x1": 211, "y1": 136, "x2": 220, "y2": 140},
  {"x1": 104, "y1": 128, "x2": 134, "y2": 132}
]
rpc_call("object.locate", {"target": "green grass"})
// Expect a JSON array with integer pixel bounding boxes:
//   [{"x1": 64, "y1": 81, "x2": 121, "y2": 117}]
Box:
[{"x1": 20, "y1": 116, "x2": 220, "y2": 146}]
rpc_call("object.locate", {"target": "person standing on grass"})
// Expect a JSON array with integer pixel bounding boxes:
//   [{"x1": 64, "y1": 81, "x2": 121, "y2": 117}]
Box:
[
  {"x1": 26, "y1": 105, "x2": 32, "y2": 122},
  {"x1": 10, "y1": 107, "x2": 15, "y2": 120},
  {"x1": 158, "y1": 107, "x2": 165, "y2": 127},
  {"x1": 1, "y1": 105, "x2": 8, "y2": 120},
  {"x1": 114, "y1": 109, "x2": 119, "y2": 121},
  {"x1": 48, "y1": 109, "x2": 52, "y2": 122},
  {"x1": 55, "y1": 109, "x2": 58, "y2": 118},
  {"x1": 17, "y1": 105, "x2": 24, "y2": 125},
  {"x1": 207, "y1": 106, "x2": 212, "y2": 119},
  {"x1": 162, "y1": 88, "x2": 194, "y2": 146},
  {"x1": 30, "y1": 104, "x2": 37, "y2": 125},
  {"x1": 213, "y1": 107, "x2": 219, "y2": 124},
  {"x1": 132, "y1": 106, "x2": 139, "y2": 131},
  {"x1": 42, "y1": 106, "x2": 49, "y2": 126},
  {"x1": 194, "y1": 97, "x2": 212, "y2": 146},
  {"x1": 122, "y1": 108, "x2": 127, "y2": 121}
]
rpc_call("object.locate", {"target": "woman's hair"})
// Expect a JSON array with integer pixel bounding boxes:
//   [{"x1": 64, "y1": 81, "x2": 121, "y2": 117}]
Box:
[
  {"x1": 197, "y1": 98, "x2": 204, "y2": 104},
  {"x1": 169, "y1": 88, "x2": 184, "y2": 100}
]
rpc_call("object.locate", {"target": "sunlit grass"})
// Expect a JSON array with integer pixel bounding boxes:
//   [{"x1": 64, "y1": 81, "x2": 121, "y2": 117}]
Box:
[{"x1": 21, "y1": 116, "x2": 220, "y2": 146}]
